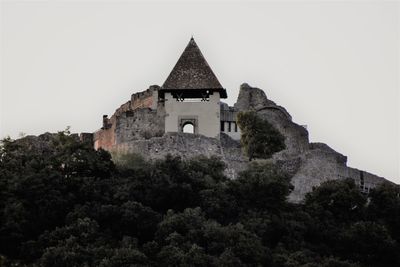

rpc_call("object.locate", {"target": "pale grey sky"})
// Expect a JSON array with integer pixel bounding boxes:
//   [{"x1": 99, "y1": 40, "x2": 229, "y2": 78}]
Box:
[{"x1": 1, "y1": 1, "x2": 399, "y2": 183}]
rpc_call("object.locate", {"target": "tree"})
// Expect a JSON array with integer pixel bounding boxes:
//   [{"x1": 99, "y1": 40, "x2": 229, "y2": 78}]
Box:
[
  {"x1": 155, "y1": 208, "x2": 271, "y2": 266},
  {"x1": 0, "y1": 132, "x2": 115, "y2": 261},
  {"x1": 237, "y1": 111, "x2": 285, "y2": 160},
  {"x1": 338, "y1": 221, "x2": 400, "y2": 267},
  {"x1": 1, "y1": 130, "x2": 400, "y2": 266},
  {"x1": 304, "y1": 178, "x2": 367, "y2": 223},
  {"x1": 367, "y1": 182, "x2": 400, "y2": 241},
  {"x1": 229, "y1": 161, "x2": 293, "y2": 212}
]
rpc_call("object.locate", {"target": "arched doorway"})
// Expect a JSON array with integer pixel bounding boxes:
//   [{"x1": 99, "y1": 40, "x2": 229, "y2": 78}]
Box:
[{"x1": 182, "y1": 122, "x2": 194, "y2": 134}]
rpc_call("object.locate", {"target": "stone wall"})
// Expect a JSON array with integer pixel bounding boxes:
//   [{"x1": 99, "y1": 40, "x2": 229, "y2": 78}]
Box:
[
  {"x1": 220, "y1": 133, "x2": 248, "y2": 179},
  {"x1": 115, "y1": 108, "x2": 165, "y2": 143},
  {"x1": 93, "y1": 86, "x2": 161, "y2": 150},
  {"x1": 131, "y1": 85, "x2": 159, "y2": 110},
  {"x1": 220, "y1": 102, "x2": 241, "y2": 140},
  {"x1": 164, "y1": 92, "x2": 221, "y2": 138},
  {"x1": 94, "y1": 126, "x2": 115, "y2": 150},
  {"x1": 109, "y1": 132, "x2": 247, "y2": 178},
  {"x1": 234, "y1": 83, "x2": 390, "y2": 202},
  {"x1": 287, "y1": 143, "x2": 387, "y2": 202},
  {"x1": 93, "y1": 82, "x2": 392, "y2": 202},
  {"x1": 111, "y1": 132, "x2": 222, "y2": 160},
  {"x1": 235, "y1": 83, "x2": 309, "y2": 157}
]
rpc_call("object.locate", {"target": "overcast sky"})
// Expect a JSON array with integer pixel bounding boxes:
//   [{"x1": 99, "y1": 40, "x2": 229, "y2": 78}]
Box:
[{"x1": 1, "y1": 1, "x2": 399, "y2": 183}]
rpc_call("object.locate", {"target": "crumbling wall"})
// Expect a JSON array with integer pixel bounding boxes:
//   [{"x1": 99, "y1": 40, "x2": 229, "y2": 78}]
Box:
[
  {"x1": 94, "y1": 82, "x2": 391, "y2": 202},
  {"x1": 287, "y1": 143, "x2": 387, "y2": 202},
  {"x1": 234, "y1": 83, "x2": 278, "y2": 111},
  {"x1": 131, "y1": 85, "x2": 159, "y2": 110},
  {"x1": 234, "y1": 83, "x2": 390, "y2": 202},
  {"x1": 287, "y1": 143, "x2": 349, "y2": 202},
  {"x1": 111, "y1": 132, "x2": 222, "y2": 159},
  {"x1": 93, "y1": 86, "x2": 161, "y2": 150},
  {"x1": 110, "y1": 132, "x2": 247, "y2": 178},
  {"x1": 79, "y1": 132, "x2": 94, "y2": 144},
  {"x1": 220, "y1": 102, "x2": 241, "y2": 140},
  {"x1": 94, "y1": 126, "x2": 115, "y2": 150},
  {"x1": 115, "y1": 108, "x2": 165, "y2": 143},
  {"x1": 220, "y1": 133, "x2": 248, "y2": 179},
  {"x1": 235, "y1": 83, "x2": 309, "y2": 157}
]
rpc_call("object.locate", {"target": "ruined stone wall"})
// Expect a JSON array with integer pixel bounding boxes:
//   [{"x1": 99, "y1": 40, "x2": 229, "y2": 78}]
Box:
[
  {"x1": 109, "y1": 132, "x2": 248, "y2": 178},
  {"x1": 94, "y1": 82, "x2": 392, "y2": 202},
  {"x1": 94, "y1": 126, "x2": 115, "y2": 150},
  {"x1": 234, "y1": 83, "x2": 309, "y2": 157},
  {"x1": 287, "y1": 143, "x2": 387, "y2": 202},
  {"x1": 233, "y1": 83, "x2": 390, "y2": 202},
  {"x1": 131, "y1": 85, "x2": 159, "y2": 110},
  {"x1": 93, "y1": 86, "x2": 161, "y2": 150},
  {"x1": 111, "y1": 132, "x2": 222, "y2": 159},
  {"x1": 115, "y1": 108, "x2": 165, "y2": 143},
  {"x1": 132, "y1": 96, "x2": 153, "y2": 110},
  {"x1": 220, "y1": 102, "x2": 241, "y2": 140}
]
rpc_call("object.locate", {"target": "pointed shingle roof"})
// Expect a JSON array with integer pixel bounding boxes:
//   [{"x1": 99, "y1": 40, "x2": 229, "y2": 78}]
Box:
[{"x1": 162, "y1": 38, "x2": 227, "y2": 98}]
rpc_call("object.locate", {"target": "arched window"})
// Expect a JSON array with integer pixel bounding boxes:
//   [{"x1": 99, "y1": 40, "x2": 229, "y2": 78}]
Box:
[{"x1": 182, "y1": 123, "x2": 194, "y2": 134}]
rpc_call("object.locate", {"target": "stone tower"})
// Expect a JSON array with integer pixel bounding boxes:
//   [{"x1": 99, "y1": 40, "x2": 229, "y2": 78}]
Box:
[{"x1": 160, "y1": 38, "x2": 227, "y2": 138}]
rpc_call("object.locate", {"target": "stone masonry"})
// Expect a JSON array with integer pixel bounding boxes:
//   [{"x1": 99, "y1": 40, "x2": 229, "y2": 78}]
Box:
[
  {"x1": 233, "y1": 83, "x2": 389, "y2": 202},
  {"x1": 92, "y1": 38, "x2": 391, "y2": 202},
  {"x1": 93, "y1": 82, "x2": 391, "y2": 202}
]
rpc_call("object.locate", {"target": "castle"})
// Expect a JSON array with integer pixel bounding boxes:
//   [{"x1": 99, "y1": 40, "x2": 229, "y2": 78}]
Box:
[
  {"x1": 94, "y1": 38, "x2": 240, "y2": 152},
  {"x1": 92, "y1": 38, "x2": 390, "y2": 202}
]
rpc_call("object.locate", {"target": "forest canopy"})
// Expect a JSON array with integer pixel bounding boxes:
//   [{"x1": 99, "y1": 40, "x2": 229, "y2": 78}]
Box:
[{"x1": 0, "y1": 132, "x2": 399, "y2": 267}]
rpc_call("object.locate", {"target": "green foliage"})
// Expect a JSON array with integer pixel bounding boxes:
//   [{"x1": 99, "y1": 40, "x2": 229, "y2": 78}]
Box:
[
  {"x1": 0, "y1": 132, "x2": 399, "y2": 266},
  {"x1": 338, "y1": 221, "x2": 399, "y2": 266},
  {"x1": 303, "y1": 180, "x2": 400, "y2": 267},
  {"x1": 367, "y1": 182, "x2": 400, "y2": 242},
  {"x1": 230, "y1": 162, "x2": 293, "y2": 212},
  {"x1": 156, "y1": 208, "x2": 271, "y2": 266},
  {"x1": 305, "y1": 178, "x2": 367, "y2": 223},
  {"x1": 237, "y1": 111, "x2": 286, "y2": 160},
  {"x1": 111, "y1": 152, "x2": 148, "y2": 171}
]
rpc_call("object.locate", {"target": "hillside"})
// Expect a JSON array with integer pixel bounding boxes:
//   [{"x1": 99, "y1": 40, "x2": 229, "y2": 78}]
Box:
[{"x1": 0, "y1": 132, "x2": 399, "y2": 266}]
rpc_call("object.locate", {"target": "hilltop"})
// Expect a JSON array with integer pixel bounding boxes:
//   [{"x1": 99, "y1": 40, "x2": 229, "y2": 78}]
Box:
[
  {"x1": 89, "y1": 83, "x2": 390, "y2": 202},
  {"x1": 0, "y1": 131, "x2": 399, "y2": 266}
]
